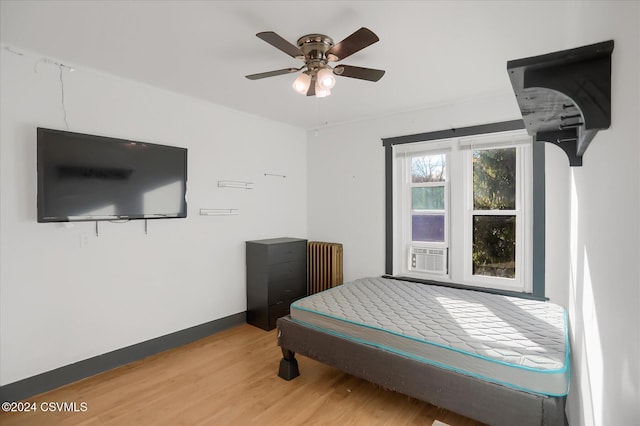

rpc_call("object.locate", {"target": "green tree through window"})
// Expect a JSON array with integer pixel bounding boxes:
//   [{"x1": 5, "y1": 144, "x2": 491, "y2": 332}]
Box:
[{"x1": 472, "y1": 148, "x2": 517, "y2": 278}]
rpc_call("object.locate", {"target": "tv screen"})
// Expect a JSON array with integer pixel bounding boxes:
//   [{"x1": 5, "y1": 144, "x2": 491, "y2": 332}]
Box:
[{"x1": 37, "y1": 128, "x2": 187, "y2": 222}]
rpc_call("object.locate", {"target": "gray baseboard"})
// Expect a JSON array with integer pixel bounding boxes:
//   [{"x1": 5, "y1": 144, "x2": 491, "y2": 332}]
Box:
[{"x1": 0, "y1": 312, "x2": 246, "y2": 402}]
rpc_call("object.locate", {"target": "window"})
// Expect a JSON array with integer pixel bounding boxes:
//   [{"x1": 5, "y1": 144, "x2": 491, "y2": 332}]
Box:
[
  {"x1": 391, "y1": 127, "x2": 533, "y2": 293},
  {"x1": 410, "y1": 153, "x2": 447, "y2": 244},
  {"x1": 470, "y1": 147, "x2": 518, "y2": 280},
  {"x1": 464, "y1": 142, "x2": 531, "y2": 291}
]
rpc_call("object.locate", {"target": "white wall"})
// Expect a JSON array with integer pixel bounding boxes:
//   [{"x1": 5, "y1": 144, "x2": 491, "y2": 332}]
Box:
[
  {"x1": 563, "y1": 3, "x2": 640, "y2": 424},
  {"x1": 307, "y1": 4, "x2": 639, "y2": 424},
  {"x1": 0, "y1": 47, "x2": 307, "y2": 386}
]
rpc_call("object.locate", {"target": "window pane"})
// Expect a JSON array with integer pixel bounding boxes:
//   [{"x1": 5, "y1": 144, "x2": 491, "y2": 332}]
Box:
[
  {"x1": 412, "y1": 154, "x2": 446, "y2": 183},
  {"x1": 412, "y1": 187, "x2": 444, "y2": 210},
  {"x1": 412, "y1": 214, "x2": 445, "y2": 242},
  {"x1": 473, "y1": 148, "x2": 516, "y2": 210},
  {"x1": 472, "y1": 215, "x2": 515, "y2": 278}
]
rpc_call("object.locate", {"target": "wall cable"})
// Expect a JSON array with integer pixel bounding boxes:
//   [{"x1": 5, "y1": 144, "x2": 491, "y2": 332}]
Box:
[
  {"x1": 3, "y1": 46, "x2": 24, "y2": 57},
  {"x1": 32, "y1": 56, "x2": 73, "y2": 130},
  {"x1": 4, "y1": 45, "x2": 72, "y2": 130},
  {"x1": 58, "y1": 65, "x2": 69, "y2": 129}
]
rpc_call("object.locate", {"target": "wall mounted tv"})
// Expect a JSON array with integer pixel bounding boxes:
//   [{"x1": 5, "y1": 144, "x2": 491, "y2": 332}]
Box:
[{"x1": 37, "y1": 128, "x2": 187, "y2": 223}]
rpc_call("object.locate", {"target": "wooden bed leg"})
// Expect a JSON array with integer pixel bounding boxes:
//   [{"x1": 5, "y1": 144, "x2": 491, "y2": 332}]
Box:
[{"x1": 278, "y1": 348, "x2": 300, "y2": 380}]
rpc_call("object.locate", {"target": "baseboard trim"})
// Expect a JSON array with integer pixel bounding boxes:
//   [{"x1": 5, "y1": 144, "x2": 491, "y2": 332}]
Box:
[{"x1": 0, "y1": 312, "x2": 246, "y2": 402}]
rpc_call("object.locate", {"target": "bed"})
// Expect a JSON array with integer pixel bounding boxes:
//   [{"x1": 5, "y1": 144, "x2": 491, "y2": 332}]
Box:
[{"x1": 276, "y1": 277, "x2": 569, "y2": 426}]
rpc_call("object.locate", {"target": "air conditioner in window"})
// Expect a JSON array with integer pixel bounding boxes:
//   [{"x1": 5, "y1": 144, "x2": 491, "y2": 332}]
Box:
[{"x1": 409, "y1": 247, "x2": 447, "y2": 274}]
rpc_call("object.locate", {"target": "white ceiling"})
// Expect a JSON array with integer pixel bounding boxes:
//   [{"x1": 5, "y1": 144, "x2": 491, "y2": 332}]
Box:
[{"x1": 0, "y1": 1, "x2": 613, "y2": 130}]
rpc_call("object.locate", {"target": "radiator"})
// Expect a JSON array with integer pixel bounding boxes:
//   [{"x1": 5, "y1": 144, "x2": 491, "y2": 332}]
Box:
[{"x1": 307, "y1": 241, "x2": 343, "y2": 294}]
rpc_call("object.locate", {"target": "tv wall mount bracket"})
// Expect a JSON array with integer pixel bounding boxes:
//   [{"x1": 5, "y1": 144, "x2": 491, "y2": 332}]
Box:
[{"x1": 507, "y1": 40, "x2": 614, "y2": 166}]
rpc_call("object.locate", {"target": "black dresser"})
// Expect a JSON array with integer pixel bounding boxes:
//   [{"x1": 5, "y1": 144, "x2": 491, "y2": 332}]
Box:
[{"x1": 246, "y1": 237, "x2": 307, "y2": 330}]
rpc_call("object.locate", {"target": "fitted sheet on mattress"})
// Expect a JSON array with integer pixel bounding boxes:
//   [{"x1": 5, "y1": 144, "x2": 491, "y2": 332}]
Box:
[{"x1": 290, "y1": 277, "x2": 570, "y2": 396}]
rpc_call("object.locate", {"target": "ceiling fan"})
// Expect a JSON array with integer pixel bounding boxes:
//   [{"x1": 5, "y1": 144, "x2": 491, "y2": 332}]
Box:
[{"x1": 245, "y1": 27, "x2": 385, "y2": 98}]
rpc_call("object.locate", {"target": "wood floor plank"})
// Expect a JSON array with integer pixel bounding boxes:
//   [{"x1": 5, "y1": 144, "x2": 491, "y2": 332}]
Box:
[{"x1": 0, "y1": 324, "x2": 484, "y2": 425}]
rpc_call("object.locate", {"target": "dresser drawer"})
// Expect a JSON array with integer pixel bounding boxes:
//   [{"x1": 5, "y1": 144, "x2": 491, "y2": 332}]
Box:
[
  {"x1": 267, "y1": 241, "x2": 306, "y2": 265},
  {"x1": 269, "y1": 278, "x2": 306, "y2": 305},
  {"x1": 268, "y1": 301, "x2": 292, "y2": 330},
  {"x1": 268, "y1": 260, "x2": 305, "y2": 282}
]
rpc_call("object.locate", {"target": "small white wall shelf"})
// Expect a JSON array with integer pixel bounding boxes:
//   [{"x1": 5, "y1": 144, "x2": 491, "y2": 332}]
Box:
[
  {"x1": 218, "y1": 180, "x2": 254, "y2": 189},
  {"x1": 200, "y1": 208, "x2": 239, "y2": 216}
]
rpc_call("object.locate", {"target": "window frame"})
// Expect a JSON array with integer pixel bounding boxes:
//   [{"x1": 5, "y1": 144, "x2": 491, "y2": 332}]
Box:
[
  {"x1": 383, "y1": 120, "x2": 546, "y2": 300},
  {"x1": 462, "y1": 142, "x2": 532, "y2": 292}
]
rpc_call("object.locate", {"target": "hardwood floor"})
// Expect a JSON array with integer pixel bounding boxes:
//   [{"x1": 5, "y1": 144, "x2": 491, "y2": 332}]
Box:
[{"x1": 0, "y1": 324, "x2": 484, "y2": 425}]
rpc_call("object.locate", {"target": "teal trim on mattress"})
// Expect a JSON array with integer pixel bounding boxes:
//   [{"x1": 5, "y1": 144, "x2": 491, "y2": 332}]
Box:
[
  {"x1": 291, "y1": 280, "x2": 570, "y2": 397},
  {"x1": 290, "y1": 315, "x2": 568, "y2": 397},
  {"x1": 290, "y1": 301, "x2": 569, "y2": 375}
]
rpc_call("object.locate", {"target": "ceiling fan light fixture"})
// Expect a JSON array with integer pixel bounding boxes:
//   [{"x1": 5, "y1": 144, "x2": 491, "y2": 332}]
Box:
[
  {"x1": 315, "y1": 83, "x2": 331, "y2": 98},
  {"x1": 292, "y1": 72, "x2": 311, "y2": 95},
  {"x1": 317, "y1": 67, "x2": 336, "y2": 89}
]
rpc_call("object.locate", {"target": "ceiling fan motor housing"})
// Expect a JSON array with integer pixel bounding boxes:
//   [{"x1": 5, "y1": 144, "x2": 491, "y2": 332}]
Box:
[{"x1": 297, "y1": 34, "x2": 336, "y2": 68}]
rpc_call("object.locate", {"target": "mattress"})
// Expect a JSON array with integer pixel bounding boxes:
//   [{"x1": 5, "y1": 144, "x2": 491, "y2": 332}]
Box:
[{"x1": 290, "y1": 277, "x2": 570, "y2": 397}]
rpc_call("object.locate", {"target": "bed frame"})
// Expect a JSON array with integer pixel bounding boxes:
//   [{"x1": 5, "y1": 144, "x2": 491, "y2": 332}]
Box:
[{"x1": 277, "y1": 315, "x2": 567, "y2": 426}]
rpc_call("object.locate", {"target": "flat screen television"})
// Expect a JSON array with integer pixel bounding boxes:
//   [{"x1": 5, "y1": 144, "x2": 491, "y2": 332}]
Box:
[{"x1": 37, "y1": 127, "x2": 187, "y2": 223}]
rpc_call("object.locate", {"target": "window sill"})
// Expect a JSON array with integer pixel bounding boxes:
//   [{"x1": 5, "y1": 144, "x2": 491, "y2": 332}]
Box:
[{"x1": 382, "y1": 274, "x2": 547, "y2": 301}]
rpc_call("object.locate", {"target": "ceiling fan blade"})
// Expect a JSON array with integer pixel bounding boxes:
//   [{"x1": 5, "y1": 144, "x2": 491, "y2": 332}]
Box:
[
  {"x1": 326, "y1": 27, "x2": 379, "y2": 62},
  {"x1": 256, "y1": 32, "x2": 305, "y2": 59},
  {"x1": 245, "y1": 68, "x2": 300, "y2": 80},
  {"x1": 334, "y1": 65, "x2": 385, "y2": 82}
]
